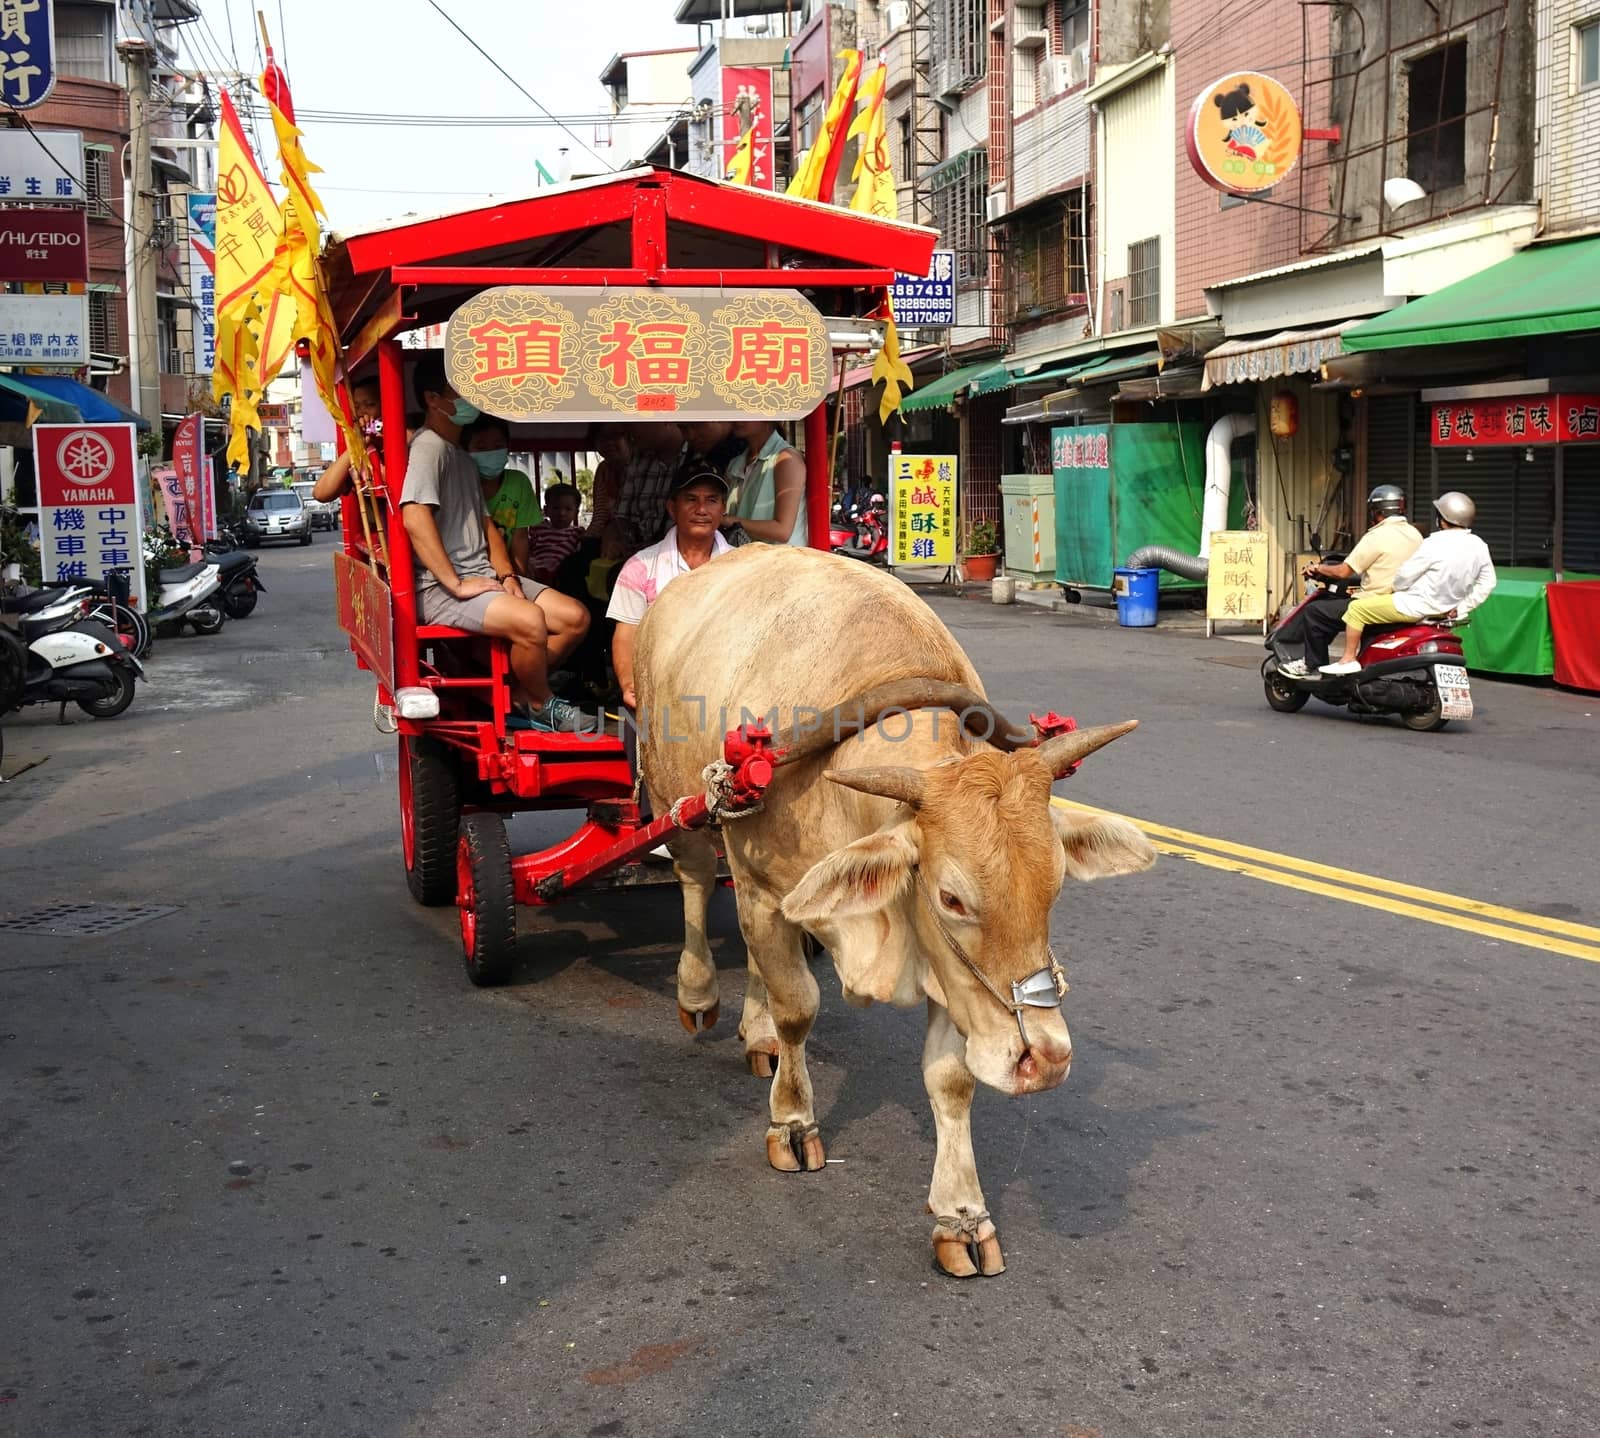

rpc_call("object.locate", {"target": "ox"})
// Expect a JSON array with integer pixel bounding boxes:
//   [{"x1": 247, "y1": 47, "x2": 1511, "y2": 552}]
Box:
[{"x1": 635, "y1": 546, "x2": 1155, "y2": 1276}]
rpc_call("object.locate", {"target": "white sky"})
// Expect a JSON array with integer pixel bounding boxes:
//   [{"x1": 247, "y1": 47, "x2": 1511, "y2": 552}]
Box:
[{"x1": 190, "y1": 0, "x2": 694, "y2": 229}]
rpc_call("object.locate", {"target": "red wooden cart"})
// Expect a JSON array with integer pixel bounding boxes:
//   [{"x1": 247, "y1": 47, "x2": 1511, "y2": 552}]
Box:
[{"x1": 324, "y1": 167, "x2": 936, "y2": 983}]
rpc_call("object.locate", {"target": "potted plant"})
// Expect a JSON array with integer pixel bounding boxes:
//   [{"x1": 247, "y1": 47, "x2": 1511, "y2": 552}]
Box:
[{"x1": 964, "y1": 519, "x2": 1000, "y2": 581}]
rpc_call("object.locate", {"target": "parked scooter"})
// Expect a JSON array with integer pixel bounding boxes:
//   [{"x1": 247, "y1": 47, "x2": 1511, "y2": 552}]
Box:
[
  {"x1": 831, "y1": 491, "x2": 889, "y2": 564},
  {"x1": 1262, "y1": 568, "x2": 1473, "y2": 732},
  {"x1": 212, "y1": 550, "x2": 266, "y2": 619},
  {"x1": 138, "y1": 560, "x2": 227, "y2": 637},
  {"x1": 3, "y1": 611, "x2": 144, "y2": 721}
]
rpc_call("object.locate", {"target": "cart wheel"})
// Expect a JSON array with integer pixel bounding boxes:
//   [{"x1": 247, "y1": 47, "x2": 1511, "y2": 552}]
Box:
[
  {"x1": 400, "y1": 734, "x2": 460, "y2": 906},
  {"x1": 456, "y1": 813, "x2": 516, "y2": 987}
]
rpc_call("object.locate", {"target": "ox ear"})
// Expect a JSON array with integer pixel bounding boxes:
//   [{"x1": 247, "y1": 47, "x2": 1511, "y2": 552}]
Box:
[
  {"x1": 781, "y1": 824, "x2": 920, "y2": 925},
  {"x1": 1053, "y1": 809, "x2": 1157, "y2": 881}
]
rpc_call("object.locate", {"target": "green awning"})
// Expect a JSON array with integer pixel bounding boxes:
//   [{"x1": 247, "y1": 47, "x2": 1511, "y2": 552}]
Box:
[
  {"x1": 1343, "y1": 234, "x2": 1600, "y2": 352},
  {"x1": 966, "y1": 361, "x2": 1015, "y2": 397},
  {"x1": 973, "y1": 351, "x2": 1109, "y2": 397},
  {"x1": 0, "y1": 372, "x2": 81, "y2": 423},
  {"x1": 1071, "y1": 349, "x2": 1161, "y2": 384},
  {"x1": 900, "y1": 359, "x2": 997, "y2": 414}
]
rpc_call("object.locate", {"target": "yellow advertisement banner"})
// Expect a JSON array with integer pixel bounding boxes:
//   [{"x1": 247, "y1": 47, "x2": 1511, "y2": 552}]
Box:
[
  {"x1": 891, "y1": 453, "x2": 957, "y2": 566},
  {"x1": 1206, "y1": 530, "x2": 1269, "y2": 621}
]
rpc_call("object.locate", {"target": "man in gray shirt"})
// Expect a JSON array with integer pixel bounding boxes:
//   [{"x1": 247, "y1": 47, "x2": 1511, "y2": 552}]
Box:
[{"x1": 399, "y1": 354, "x2": 592, "y2": 732}]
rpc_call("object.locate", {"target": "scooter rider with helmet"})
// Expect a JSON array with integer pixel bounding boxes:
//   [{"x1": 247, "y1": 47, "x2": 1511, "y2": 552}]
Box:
[
  {"x1": 1277, "y1": 484, "x2": 1422, "y2": 678},
  {"x1": 1320, "y1": 491, "x2": 1496, "y2": 675}
]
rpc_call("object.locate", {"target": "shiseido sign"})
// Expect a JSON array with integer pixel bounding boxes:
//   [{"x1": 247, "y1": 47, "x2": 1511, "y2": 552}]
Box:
[{"x1": 0, "y1": 207, "x2": 90, "y2": 283}]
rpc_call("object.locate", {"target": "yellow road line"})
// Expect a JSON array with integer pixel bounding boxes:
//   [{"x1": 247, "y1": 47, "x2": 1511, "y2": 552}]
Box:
[{"x1": 1054, "y1": 797, "x2": 1600, "y2": 965}]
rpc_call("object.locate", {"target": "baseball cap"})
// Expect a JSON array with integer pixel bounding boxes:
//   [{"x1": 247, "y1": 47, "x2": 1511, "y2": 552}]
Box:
[{"x1": 668, "y1": 468, "x2": 729, "y2": 498}]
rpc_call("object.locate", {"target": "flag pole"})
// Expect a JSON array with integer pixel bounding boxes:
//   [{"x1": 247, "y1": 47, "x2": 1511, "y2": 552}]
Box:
[{"x1": 828, "y1": 350, "x2": 849, "y2": 494}]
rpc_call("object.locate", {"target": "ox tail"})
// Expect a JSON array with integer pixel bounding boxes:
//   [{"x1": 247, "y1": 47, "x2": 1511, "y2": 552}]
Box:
[{"x1": 769, "y1": 681, "x2": 1036, "y2": 767}]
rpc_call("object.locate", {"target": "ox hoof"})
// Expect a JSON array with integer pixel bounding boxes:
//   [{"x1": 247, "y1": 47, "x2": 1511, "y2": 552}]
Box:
[
  {"x1": 746, "y1": 1043, "x2": 778, "y2": 1078},
  {"x1": 677, "y1": 1001, "x2": 720, "y2": 1035},
  {"x1": 765, "y1": 1122, "x2": 825, "y2": 1173},
  {"x1": 931, "y1": 1217, "x2": 1005, "y2": 1279}
]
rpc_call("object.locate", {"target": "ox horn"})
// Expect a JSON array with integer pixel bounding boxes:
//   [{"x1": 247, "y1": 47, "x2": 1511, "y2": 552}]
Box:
[
  {"x1": 771, "y1": 680, "x2": 1035, "y2": 767},
  {"x1": 1035, "y1": 719, "x2": 1140, "y2": 778},
  {"x1": 823, "y1": 765, "x2": 927, "y2": 807}
]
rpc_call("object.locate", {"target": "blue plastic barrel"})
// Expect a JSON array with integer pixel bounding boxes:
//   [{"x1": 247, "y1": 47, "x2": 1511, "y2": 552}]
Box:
[{"x1": 1113, "y1": 566, "x2": 1158, "y2": 627}]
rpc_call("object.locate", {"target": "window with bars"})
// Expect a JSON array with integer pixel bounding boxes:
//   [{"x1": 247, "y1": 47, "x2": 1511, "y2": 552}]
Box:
[
  {"x1": 54, "y1": 3, "x2": 113, "y2": 82},
  {"x1": 85, "y1": 146, "x2": 113, "y2": 219},
  {"x1": 930, "y1": 148, "x2": 988, "y2": 284},
  {"x1": 88, "y1": 291, "x2": 119, "y2": 353},
  {"x1": 930, "y1": 0, "x2": 986, "y2": 94},
  {"x1": 1007, "y1": 193, "x2": 1088, "y2": 321},
  {"x1": 1127, "y1": 236, "x2": 1160, "y2": 325},
  {"x1": 898, "y1": 111, "x2": 912, "y2": 176},
  {"x1": 157, "y1": 299, "x2": 183, "y2": 374}
]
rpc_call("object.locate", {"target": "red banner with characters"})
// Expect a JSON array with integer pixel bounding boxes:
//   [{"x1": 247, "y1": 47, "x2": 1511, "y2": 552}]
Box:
[
  {"x1": 171, "y1": 413, "x2": 204, "y2": 546},
  {"x1": 1430, "y1": 394, "x2": 1600, "y2": 447},
  {"x1": 721, "y1": 66, "x2": 774, "y2": 190}
]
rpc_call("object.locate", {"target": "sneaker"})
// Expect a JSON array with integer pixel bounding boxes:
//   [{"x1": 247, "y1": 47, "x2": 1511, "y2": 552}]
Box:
[
  {"x1": 527, "y1": 695, "x2": 598, "y2": 732},
  {"x1": 1319, "y1": 660, "x2": 1362, "y2": 676},
  {"x1": 1278, "y1": 658, "x2": 1310, "y2": 678}
]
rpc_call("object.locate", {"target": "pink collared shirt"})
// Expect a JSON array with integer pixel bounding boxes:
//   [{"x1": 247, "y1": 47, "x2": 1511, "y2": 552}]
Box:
[{"x1": 605, "y1": 525, "x2": 732, "y2": 626}]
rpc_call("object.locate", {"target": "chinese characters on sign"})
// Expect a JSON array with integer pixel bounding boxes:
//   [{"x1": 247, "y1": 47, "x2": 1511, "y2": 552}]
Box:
[
  {"x1": 1186, "y1": 71, "x2": 1303, "y2": 196},
  {"x1": 1050, "y1": 427, "x2": 1110, "y2": 471},
  {"x1": 334, "y1": 551, "x2": 395, "y2": 692},
  {"x1": 0, "y1": 205, "x2": 87, "y2": 282},
  {"x1": 0, "y1": 125, "x2": 84, "y2": 200},
  {"x1": 33, "y1": 423, "x2": 146, "y2": 611},
  {"x1": 721, "y1": 66, "x2": 775, "y2": 190},
  {"x1": 889, "y1": 250, "x2": 955, "y2": 327},
  {"x1": 890, "y1": 453, "x2": 958, "y2": 567},
  {"x1": 1205, "y1": 530, "x2": 1269, "y2": 624},
  {"x1": 187, "y1": 193, "x2": 215, "y2": 374},
  {"x1": 0, "y1": 0, "x2": 56, "y2": 110},
  {"x1": 446, "y1": 287, "x2": 831, "y2": 423},
  {"x1": 1430, "y1": 394, "x2": 1600, "y2": 446},
  {"x1": 0, "y1": 292, "x2": 88, "y2": 362}
]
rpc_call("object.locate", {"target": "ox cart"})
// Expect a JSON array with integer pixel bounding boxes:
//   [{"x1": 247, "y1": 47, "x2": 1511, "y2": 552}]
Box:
[{"x1": 324, "y1": 168, "x2": 938, "y2": 983}]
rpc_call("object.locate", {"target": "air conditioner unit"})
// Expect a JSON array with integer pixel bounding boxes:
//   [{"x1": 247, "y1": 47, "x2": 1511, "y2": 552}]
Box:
[
  {"x1": 885, "y1": 0, "x2": 910, "y2": 33},
  {"x1": 1068, "y1": 45, "x2": 1089, "y2": 86},
  {"x1": 986, "y1": 188, "x2": 1008, "y2": 223},
  {"x1": 1043, "y1": 55, "x2": 1075, "y2": 98}
]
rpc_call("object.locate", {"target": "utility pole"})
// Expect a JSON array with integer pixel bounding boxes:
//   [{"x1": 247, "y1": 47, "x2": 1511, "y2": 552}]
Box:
[{"x1": 117, "y1": 35, "x2": 162, "y2": 435}]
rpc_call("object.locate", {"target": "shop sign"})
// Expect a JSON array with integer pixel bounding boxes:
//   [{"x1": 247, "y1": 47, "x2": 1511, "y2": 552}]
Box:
[
  {"x1": 1206, "y1": 530, "x2": 1269, "y2": 623},
  {"x1": 33, "y1": 422, "x2": 146, "y2": 610},
  {"x1": 0, "y1": 126, "x2": 83, "y2": 200},
  {"x1": 0, "y1": 0, "x2": 57, "y2": 110},
  {"x1": 334, "y1": 551, "x2": 394, "y2": 692},
  {"x1": 1186, "y1": 71, "x2": 1303, "y2": 196},
  {"x1": 0, "y1": 291, "x2": 88, "y2": 363},
  {"x1": 890, "y1": 251, "x2": 955, "y2": 327},
  {"x1": 171, "y1": 414, "x2": 205, "y2": 545},
  {"x1": 1051, "y1": 427, "x2": 1109, "y2": 470},
  {"x1": 1430, "y1": 394, "x2": 1600, "y2": 447},
  {"x1": 0, "y1": 205, "x2": 87, "y2": 282},
  {"x1": 445, "y1": 286, "x2": 831, "y2": 423},
  {"x1": 890, "y1": 452, "x2": 957, "y2": 566},
  {"x1": 722, "y1": 66, "x2": 774, "y2": 190},
  {"x1": 187, "y1": 192, "x2": 216, "y2": 374}
]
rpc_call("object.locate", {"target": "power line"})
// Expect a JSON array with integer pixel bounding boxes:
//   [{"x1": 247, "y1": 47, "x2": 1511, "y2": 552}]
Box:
[{"x1": 421, "y1": 0, "x2": 613, "y2": 173}]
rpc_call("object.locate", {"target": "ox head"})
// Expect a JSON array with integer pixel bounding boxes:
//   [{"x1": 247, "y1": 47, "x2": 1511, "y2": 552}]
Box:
[{"x1": 780, "y1": 723, "x2": 1155, "y2": 1096}]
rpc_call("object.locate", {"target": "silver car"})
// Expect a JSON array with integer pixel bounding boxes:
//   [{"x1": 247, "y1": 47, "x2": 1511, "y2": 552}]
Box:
[
  {"x1": 244, "y1": 489, "x2": 312, "y2": 546},
  {"x1": 292, "y1": 480, "x2": 338, "y2": 530}
]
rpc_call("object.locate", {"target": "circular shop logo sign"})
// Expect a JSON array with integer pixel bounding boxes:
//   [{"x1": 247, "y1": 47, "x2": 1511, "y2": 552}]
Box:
[
  {"x1": 1186, "y1": 71, "x2": 1303, "y2": 196},
  {"x1": 56, "y1": 429, "x2": 117, "y2": 485}
]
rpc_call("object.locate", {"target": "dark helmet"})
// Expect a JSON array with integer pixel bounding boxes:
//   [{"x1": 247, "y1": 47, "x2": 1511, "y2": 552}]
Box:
[
  {"x1": 1434, "y1": 491, "x2": 1476, "y2": 527},
  {"x1": 1367, "y1": 483, "x2": 1406, "y2": 517}
]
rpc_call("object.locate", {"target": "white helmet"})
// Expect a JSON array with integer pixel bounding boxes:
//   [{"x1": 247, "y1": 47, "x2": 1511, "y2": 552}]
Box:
[{"x1": 1433, "y1": 491, "x2": 1475, "y2": 527}]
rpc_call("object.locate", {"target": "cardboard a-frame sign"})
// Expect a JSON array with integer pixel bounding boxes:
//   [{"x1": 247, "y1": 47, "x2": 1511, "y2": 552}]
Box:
[{"x1": 444, "y1": 286, "x2": 831, "y2": 424}]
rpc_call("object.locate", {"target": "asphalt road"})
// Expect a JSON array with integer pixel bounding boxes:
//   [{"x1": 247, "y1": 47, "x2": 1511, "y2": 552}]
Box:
[{"x1": 2, "y1": 541, "x2": 1597, "y2": 1438}]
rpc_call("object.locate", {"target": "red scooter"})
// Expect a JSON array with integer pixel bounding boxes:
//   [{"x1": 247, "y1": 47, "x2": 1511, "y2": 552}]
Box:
[
  {"x1": 1262, "y1": 571, "x2": 1473, "y2": 732},
  {"x1": 830, "y1": 491, "x2": 888, "y2": 564}
]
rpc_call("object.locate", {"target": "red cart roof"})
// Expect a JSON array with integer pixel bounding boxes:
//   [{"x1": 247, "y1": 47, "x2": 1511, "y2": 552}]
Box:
[{"x1": 325, "y1": 166, "x2": 937, "y2": 366}]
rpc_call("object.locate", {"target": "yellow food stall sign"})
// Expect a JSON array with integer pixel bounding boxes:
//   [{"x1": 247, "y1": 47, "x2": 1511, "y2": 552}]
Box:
[
  {"x1": 1207, "y1": 530, "x2": 1269, "y2": 625},
  {"x1": 891, "y1": 453, "x2": 957, "y2": 566},
  {"x1": 444, "y1": 286, "x2": 831, "y2": 423}
]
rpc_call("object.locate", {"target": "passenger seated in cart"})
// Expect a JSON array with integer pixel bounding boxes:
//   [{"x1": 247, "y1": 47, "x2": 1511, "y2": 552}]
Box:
[
  {"x1": 399, "y1": 355, "x2": 595, "y2": 733},
  {"x1": 528, "y1": 482, "x2": 584, "y2": 585},
  {"x1": 311, "y1": 379, "x2": 382, "y2": 505},
  {"x1": 724, "y1": 419, "x2": 806, "y2": 546},
  {"x1": 463, "y1": 415, "x2": 542, "y2": 577}
]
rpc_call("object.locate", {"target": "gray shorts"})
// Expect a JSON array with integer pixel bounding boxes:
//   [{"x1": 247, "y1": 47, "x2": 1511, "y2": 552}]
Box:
[{"x1": 419, "y1": 576, "x2": 548, "y2": 632}]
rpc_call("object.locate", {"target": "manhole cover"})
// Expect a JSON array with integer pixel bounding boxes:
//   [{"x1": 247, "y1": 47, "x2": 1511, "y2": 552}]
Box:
[{"x1": 0, "y1": 902, "x2": 177, "y2": 936}]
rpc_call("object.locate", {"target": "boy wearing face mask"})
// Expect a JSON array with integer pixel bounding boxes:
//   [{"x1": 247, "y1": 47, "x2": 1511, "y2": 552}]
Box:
[{"x1": 462, "y1": 416, "x2": 541, "y2": 577}]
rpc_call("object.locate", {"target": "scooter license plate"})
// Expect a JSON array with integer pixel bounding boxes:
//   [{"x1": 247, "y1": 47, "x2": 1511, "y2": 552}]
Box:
[{"x1": 1435, "y1": 663, "x2": 1473, "y2": 720}]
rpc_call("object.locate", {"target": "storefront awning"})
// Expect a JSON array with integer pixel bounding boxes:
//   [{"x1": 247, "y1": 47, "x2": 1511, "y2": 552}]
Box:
[
  {"x1": 0, "y1": 372, "x2": 81, "y2": 424},
  {"x1": 899, "y1": 359, "x2": 1000, "y2": 414},
  {"x1": 1342, "y1": 234, "x2": 1600, "y2": 353},
  {"x1": 1072, "y1": 350, "x2": 1160, "y2": 385},
  {"x1": 20, "y1": 374, "x2": 153, "y2": 430},
  {"x1": 828, "y1": 346, "x2": 940, "y2": 395},
  {"x1": 976, "y1": 351, "x2": 1109, "y2": 398},
  {"x1": 1202, "y1": 322, "x2": 1354, "y2": 391}
]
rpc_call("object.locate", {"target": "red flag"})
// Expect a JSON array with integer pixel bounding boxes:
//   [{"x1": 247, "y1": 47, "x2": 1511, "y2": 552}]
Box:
[
  {"x1": 816, "y1": 54, "x2": 863, "y2": 204},
  {"x1": 172, "y1": 414, "x2": 204, "y2": 549}
]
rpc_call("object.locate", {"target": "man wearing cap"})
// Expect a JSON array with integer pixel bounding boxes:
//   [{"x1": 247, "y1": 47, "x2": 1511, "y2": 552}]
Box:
[{"x1": 607, "y1": 468, "x2": 733, "y2": 710}]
